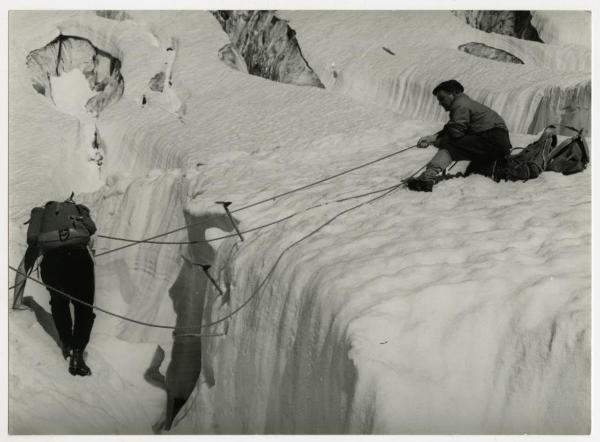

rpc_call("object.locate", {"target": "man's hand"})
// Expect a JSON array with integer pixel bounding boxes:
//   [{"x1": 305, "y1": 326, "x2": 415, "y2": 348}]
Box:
[{"x1": 417, "y1": 134, "x2": 437, "y2": 148}]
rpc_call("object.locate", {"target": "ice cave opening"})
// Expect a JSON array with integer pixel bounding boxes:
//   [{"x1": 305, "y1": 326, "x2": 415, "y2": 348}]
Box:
[{"x1": 25, "y1": 35, "x2": 125, "y2": 190}]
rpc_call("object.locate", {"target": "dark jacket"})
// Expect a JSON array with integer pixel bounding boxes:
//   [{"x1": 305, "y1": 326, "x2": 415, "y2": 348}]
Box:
[{"x1": 438, "y1": 93, "x2": 508, "y2": 140}]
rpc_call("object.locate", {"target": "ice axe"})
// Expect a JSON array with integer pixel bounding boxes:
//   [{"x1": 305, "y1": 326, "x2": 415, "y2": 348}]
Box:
[
  {"x1": 199, "y1": 264, "x2": 225, "y2": 297},
  {"x1": 216, "y1": 201, "x2": 244, "y2": 242}
]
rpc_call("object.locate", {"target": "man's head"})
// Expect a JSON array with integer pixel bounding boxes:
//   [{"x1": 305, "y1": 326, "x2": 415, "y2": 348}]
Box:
[{"x1": 432, "y1": 80, "x2": 464, "y2": 111}]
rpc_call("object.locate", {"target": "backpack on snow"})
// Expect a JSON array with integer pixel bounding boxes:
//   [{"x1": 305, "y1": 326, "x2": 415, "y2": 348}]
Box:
[
  {"x1": 493, "y1": 125, "x2": 589, "y2": 182},
  {"x1": 26, "y1": 195, "x2": 96, "y2": 250},
  {"x1": 546, "y1": 129, "x2": 590, "y2": 175}
]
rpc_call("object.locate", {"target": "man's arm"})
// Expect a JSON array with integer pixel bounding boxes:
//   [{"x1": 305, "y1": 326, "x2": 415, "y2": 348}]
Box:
[
  {"x1": 442, "y1": 106, "x2": 470, "y2": 138},
  {"x1": 418, "y1": 129, "x2": 448, "y2": 148}
]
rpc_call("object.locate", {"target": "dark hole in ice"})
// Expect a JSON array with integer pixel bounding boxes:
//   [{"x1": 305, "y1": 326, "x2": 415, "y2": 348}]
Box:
[{"x1": 26, "y1": 35, "x2": 124, "y2": 115}]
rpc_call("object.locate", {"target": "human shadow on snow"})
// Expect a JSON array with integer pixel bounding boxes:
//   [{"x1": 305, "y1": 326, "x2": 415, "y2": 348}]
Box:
[{"x1": 21, "y1": 296, "x2": 63, "y2": 353}]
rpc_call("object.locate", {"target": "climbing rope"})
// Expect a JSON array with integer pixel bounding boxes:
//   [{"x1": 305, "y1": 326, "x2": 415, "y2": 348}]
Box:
[
  {"x1": 8, "y1": 265, "x2": 222, "y2": 336},
  {"x1": 9, "y1": 141, "x2": 426, "y2": 337},
  {"x1": 9, "y1": 171, "x2": 421, "y2": 310},
  {"x1": 8, "y1": 173, "x2": 412, "y2": 334},
  {"x1": 195, "y1": 167, "x2": 427, "y2": 329},
  {"x1": 229, "y1": 144, "x2": 417, "y2": 213},
  {"x1": 96, "y1": 212, "x2": 298, "y2": 251},
  {"x1": 94, "y1": 143, "x2": 417, "y2": 255},
  {"x1": 96, "y1": 167, "x2": 422, "y2": 251},
  {"x1": 199, "y1": 183, "x2": 406, "y2": 329}
]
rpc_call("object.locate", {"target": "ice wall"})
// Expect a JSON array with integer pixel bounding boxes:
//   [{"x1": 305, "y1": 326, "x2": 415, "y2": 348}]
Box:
[
  {"x1": 528, "y1": 81, "x2": 591, "y2": 134},
  {"x1": 217, "y1": 44, "x2": 249, "y2": 74},
  {"x1": 83, "y1": 171, "x2": 190, "y2": 343},
  {"x1": 283, "y1": 11, "x2": 590, "y2": 135},
  {"x1": 212, "y1": 11, "x2": 324, "y2": 88},
  {"x1": 96, "y1": 10, "x2": 133, "y2": 21},
  {"x1": 452, "y1": 10, "x2": 542, "y2": 42},
  {"x1": 173, "y1": 158, "x2": 590, "y2": 434}
]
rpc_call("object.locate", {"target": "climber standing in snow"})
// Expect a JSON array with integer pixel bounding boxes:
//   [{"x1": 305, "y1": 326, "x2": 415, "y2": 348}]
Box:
[
  {"x1": 407, "y1": 79, "x2": 512, "y2": 192},
  {"x1": 21, "y1": 194, "x2": 97, "y2": 376}
]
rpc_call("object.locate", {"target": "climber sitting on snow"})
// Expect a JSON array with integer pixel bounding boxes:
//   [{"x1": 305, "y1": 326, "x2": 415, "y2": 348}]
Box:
[{"x1": 406, "y1": 79, "x2": 512, "y2": 192}]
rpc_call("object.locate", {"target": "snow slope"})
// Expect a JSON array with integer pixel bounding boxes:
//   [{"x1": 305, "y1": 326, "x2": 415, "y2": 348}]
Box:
[
  {"x1": 531, "y1": 11, "x2": 592, "y2": 49},
  {"x1": 283, "y1": 10, "x2": 591, "y2": 135},
  {"x1": 8, "y1": 10, "x2": 591, "y2": 435}
]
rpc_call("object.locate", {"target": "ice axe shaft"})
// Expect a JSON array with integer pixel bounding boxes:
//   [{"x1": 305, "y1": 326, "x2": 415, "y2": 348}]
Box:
[
  {"x1": 216, "y1": 201, "x2": 244, "y2": 242},
  {"x1": 199, "y1": 264, "x2": 225, "y2": 297}
]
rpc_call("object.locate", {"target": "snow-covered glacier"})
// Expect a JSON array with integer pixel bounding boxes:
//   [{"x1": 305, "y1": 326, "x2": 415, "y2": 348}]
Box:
[
  {"x1": 7, "y1": 10, "x2": 591, "y2": 435},
  {"x1": 283, "y1": 11, "x2": 590, "y2": 136}
]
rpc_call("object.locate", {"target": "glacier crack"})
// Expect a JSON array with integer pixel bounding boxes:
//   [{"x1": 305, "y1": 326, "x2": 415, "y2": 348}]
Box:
[
  {"x1": 162, "y1": 211, "x2": 237, "y2": 430},
  {"x1": 212, "y1": 10, "x2": 325, "y2": 88}
]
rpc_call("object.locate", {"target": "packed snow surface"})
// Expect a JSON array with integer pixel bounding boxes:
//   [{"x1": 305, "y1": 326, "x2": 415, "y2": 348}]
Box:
[
  {"x1": 531, "y1": 11, "x2": 592, "y2": 49},
  {"x1": 8, "y1": 10, "x2": 590, "y2": 435}
]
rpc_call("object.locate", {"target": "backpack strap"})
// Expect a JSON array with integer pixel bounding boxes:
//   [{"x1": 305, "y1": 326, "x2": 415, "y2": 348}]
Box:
[
  {"x1": 579, "y1": 136, "x2": 590, "y2": 164},
  {"x1": 547, "y1": 127, "x2": 589, "y2": 164},
  {"x1": 548, "y1": 138, "x2": 574, "y2": 160},
  {"x1": 551, "y1": 124, "x2": 584, "y2": 136}
]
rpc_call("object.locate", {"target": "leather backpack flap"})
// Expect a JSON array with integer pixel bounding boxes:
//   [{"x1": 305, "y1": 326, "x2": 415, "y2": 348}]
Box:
[{"x1": 37, "y1": 202, "x2": 92, "y2": 249}]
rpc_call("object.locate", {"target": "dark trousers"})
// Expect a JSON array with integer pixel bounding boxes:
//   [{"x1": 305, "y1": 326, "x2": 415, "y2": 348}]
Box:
[
  {"x1": 439, "y1": 127, "x2": 512, "y2": 166},
  {"x1": 40, "y1": 248, "x2": 96, "y2": 351}
]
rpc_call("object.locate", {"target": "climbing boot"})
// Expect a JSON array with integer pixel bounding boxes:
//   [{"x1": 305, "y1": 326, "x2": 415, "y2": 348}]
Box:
[
  {"x1": 61, "y1": 343, "x2": 72, "y2": 360},
  {"x1": 405, "y1": 165, "x2": 443, "y2": 192},
  {"x1": 69, "y1": 349, "x2": 92, "y2": 376},
  {"x1": 406, "y1": 148, "x2": 452, "y2": 192}
]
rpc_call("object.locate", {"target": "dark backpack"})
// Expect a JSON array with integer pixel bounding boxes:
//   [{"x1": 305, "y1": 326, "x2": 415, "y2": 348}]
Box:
[
  {"x1": 546, "y1": 132, "x2": 590, "y2": 175},
  {"x1": 26, "y1": 196, "x2": 96, "y2": 250},
  {"x1": 493, "y1": 125, "x2": 589, "y2": 182}
]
